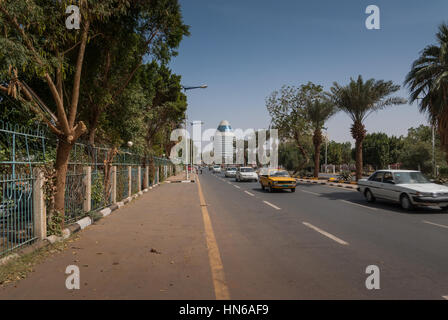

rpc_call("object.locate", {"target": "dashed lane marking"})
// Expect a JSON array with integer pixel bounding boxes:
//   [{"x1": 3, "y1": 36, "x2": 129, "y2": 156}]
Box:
[
  {"x1": 340, "y1": 199, "x2": 378, "y2": 211},
  {"x1": 422, "y1": 220, "x2": 448, "y2": 230},
  {"x1": 302, "y1": 222, "x2": 349, "y2": 246},
  {"x1": 299, "y1": 189, "x2": 321, "y2": 196},
  {"x1": 244, "y1": 191, "x2": 255, "y2": 196},
  {"x1": 263, "y1": 201, "x2": 281, "y2": 210}
]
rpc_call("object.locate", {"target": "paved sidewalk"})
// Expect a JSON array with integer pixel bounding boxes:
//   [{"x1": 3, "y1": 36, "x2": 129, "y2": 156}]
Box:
[{"x1": 0, "y1": 175, "x2": 214, "y2": 299}]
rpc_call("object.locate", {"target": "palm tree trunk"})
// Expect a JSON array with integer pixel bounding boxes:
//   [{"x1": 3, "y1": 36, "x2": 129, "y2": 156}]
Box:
[
  {"x1": 355, "y1": 139, "x2": 363, "y2": 181},
  {"x1": 312, "y1": 128, "x2": 322, "y2": 178},
  {"x1": 313, "y1": 142, "x2": 321, "y2": 178}
]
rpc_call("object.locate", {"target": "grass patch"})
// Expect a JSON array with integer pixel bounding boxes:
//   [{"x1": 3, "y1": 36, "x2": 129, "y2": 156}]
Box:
[{"x1": 0, "y1": 235, "x2": 80, "y2": 287}]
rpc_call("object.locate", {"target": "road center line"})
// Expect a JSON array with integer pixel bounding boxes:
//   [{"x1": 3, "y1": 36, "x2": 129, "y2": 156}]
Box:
[
  {"x1": 300, "y1": 189, "x2": 321, "y2": 196},
  {"x1": 263, "y1": 201, "x2": 281, "y2": 210},
  {"x1": 340, "y1": 199, "x2": 378, "y2": 211},
  {"x1": 234, "y1": 185, "x2": 241, "y2": 189},
  {"x1": 244, "y1": 191, "x2": 254, "y2": 196},
  {"x1": 196, "y1": 175, "x2": 230, "y2": 300},
  {"x1": 422, "y1": 220, "x2": 448, "y2": 230},
  {"x1": 302, "y1": 222, "x2": 349, "y2": 246}
]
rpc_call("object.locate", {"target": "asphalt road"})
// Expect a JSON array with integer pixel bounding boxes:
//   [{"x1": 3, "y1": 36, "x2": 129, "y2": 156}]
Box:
[{"x1": 199, "y1": 170, "x2": 448, "y2": 299}]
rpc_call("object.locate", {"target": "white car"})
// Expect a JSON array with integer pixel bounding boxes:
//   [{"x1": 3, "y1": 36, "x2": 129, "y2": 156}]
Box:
[
  {"x1": 236, "y1": 167, "x2": 258, "y2": 182},
  {"x1": 212, "y1": 165, "x2": 221, "y2": 173},
  {"x1": 224, "y1": 167, "x2": 237, "y2": 178},
  {"x1": 358, "y1": 170, "x2": 448, "y2": 211}
]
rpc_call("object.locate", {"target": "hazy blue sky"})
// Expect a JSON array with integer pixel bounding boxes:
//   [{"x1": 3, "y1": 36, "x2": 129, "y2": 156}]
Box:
[{"x1": 169, "y1": 0, "x2": 448, "y2": 144}]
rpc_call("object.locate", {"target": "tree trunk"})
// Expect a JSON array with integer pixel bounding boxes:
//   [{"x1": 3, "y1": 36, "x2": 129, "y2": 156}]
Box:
[
  {"x1": 53, "y1": 139, "x2": 73, "y2": 228},
  {"x1": 355, "y1": 139, "x2": 363, "y2": 181},
  {"x1": 313, "y1": 142, "x2": 321, "y2": 178},
  {"x1": 312, "y1": 128, "x2": 322, "y2": 178}
]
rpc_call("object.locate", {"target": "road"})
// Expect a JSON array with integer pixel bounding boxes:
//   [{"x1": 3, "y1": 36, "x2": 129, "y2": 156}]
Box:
[
  {"x1": 1, "y1": 170, "x2": 448, "y2": 299},
  {"x1": 199, "y1": 170, "x2": 448, "y2": 299}
]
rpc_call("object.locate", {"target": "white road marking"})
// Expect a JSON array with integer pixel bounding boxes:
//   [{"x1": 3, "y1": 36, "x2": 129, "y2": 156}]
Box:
[
  {"x1": 234, "y1": 185, "x2": 241, "y2": 189},
  {"x1": 340, "y1": 200, "x2": 378, "y2": 211},
  {"x1": 263, "y1": 201, "x2": 281, "y2": 210},
  {"x1": 244, "y1": 191, "x2": 254, "y2": 196},
  {"x1": 442, "y1": 295, "x2": 448, "y2": 300},
  {"x1": 300, "y1": 189, "x2": 321, "y2": 196},
  {"x1": 302, "y1": 222, "x2": 349, "y2": 246},
  {"x1": 422, "y1": 220, "x2": 448, "y2": 230}
]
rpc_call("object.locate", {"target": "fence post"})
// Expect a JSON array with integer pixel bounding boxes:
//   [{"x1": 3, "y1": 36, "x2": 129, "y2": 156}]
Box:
[
  {"x1": 83, "y1": 166, "x2": 91, "y2": 212},
  {"x1": 128, "y1": 166, "x2": 132, "y2": 196},
  {"x1": 145, "y1": 166, "x2": 149, "y2": 188},
  {"x1": 137, "y1": 166, "x2": 142, "y2": 192},
  {"x1": 32, "y1": 168, "x2": 47, "y2": 240},
  {"x1": 111, "y1": 166, "x2": 117, "y2": 204}
]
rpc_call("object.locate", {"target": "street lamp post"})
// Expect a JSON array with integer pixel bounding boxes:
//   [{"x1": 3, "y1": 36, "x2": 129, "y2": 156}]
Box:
[{"x1": 182, "y1": 85, "x2": 207, "y2": 179}]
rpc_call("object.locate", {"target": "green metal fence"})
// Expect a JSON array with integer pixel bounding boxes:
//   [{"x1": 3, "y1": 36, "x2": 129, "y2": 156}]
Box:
[
  {"x1": 64, "y1": 172, "x2": 86, "y2": 224},
  {"x1": 131, "y1": 167, "x2": 139, "y2": 195},
  {"x1": 116, "y1": 167, "x2": 129, "y2": 201},
  {"x1": 0, "y1": 174, "x2": 36, "y2": 256},
  {"x1": 1, "y1": 121, "x2": 174, "y2": 256}
]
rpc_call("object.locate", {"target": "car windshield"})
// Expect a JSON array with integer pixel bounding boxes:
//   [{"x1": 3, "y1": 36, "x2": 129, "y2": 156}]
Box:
[
  {"x1": 227, "y1": 168, "x2": 236, "y2": 171},
  {"x1": 394, "y1": 172, "x2": 430, "y2": 184},
  {"x1": 270, "y1": 170, "x2": 290, "y2": 177},
  {"x1": 240, "y1": 168, "x2": 254, "y2": 172}
]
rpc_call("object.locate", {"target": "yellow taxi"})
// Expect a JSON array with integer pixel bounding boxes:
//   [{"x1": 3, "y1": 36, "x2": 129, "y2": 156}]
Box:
[{"x1": 259, "y1": 169, "x2": 296, "y2": 193}]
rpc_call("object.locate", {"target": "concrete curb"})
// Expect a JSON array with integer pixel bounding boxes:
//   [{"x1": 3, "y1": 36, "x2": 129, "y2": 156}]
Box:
[
  {"x1": 296, "y1": 178, "x2": 358, "y2": 190},
  {"x1": 0, "y1": 182, "x2": 157, "y2": 266}
]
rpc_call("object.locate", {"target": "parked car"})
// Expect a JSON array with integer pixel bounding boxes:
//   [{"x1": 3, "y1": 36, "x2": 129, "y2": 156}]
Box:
[
  {"x1": 224, "y1": 167, "x2": 237, "y2": 178},
  {"x1": 259, "y1": 169, "x2": 296, "y2": 192},
  {"x1": 212, "y1": 165, "x2": 222, "y2": 173},
  {"x1": 236, "y1": 167, "x2": 258, "y2": 182},
  {"x1": 357, "y1": 170, "x2": 448, "y2": 211}
]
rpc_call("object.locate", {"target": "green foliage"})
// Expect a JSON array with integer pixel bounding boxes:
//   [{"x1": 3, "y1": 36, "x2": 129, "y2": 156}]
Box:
[
  {"x1": 362, "y1": 133, "x2": 392, "y2": 170},
  {"x1": 320, "y1": 141, "x2": 353, "y2": 165}
]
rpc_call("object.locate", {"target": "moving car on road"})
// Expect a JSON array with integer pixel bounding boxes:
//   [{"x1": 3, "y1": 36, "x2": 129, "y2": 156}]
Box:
[
  {"x1": 358, "y1": 170, "x2": 448, "y2": 211},
  {"x1": 235, "y1": 167, "x2": 258, "y2": 182},
  {"x1": 212, "y1": 165, "x2": 221, "y2": 174},
  {"x1": 224, "y1": 167, "x2": 237, "y2": 178},
  {"x1": 259, "y1": 169, "x2": 296, "y2": 193}
]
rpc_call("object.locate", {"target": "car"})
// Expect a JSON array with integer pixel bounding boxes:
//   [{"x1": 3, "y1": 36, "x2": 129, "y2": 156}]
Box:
[
  {"x1": 235, "y1": 167, "x2": 258, "y2": 182},
  {"x1": 212, "y1": 165, "x2": 222, "y2": 173},
  {"x1": 259, "y1": 169, "x2": 296, "y2": 192},
  {"x1": 357, "y1": 170, "x2": 448, "y2": 211},
  {"x1": 224, "y1": 167, "x2": 237, "y2": 178}
]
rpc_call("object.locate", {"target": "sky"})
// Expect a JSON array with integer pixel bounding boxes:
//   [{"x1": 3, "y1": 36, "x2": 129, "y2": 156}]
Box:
[{"x1": 169, "y1": 0, "x2": 448, "y2": 144}]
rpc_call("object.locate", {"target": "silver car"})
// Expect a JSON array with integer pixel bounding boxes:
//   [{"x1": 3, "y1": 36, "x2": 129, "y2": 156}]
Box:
[
  {"x1": 235, "y1": 167, "x2": 258, "y2": 182},
  {"x1": 224, "y1": 167, "x2": 237, "y2": 178},
  {"x1": 358, "y1": 170, "x2": 448, "y2": 211}
]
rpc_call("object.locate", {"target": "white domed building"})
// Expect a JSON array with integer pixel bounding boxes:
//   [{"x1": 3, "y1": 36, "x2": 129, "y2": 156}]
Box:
[{"x1": 214, "y1": 120, "x2": 235, "y2": 164}]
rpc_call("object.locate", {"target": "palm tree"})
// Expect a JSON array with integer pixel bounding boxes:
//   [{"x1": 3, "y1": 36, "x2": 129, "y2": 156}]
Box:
[
  {"x1": 329, "y1": 76, "x2": 406, "y2": 180},
  {"x1": 305, "y1": 97, "x2": 336, "y2": 178},
  {"x1": 405, "y1": 23, "x2": 448, "y2": 163}
]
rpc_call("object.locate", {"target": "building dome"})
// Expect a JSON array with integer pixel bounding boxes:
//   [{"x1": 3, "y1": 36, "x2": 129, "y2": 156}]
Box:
[{"x1": 217, "y1": 120, "x2": 232, "y2": 132}]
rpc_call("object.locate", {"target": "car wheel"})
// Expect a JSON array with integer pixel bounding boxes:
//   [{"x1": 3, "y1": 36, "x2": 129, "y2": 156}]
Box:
[
  {"x1": 441, "y1": 206, "x2": 448, "y2": 212},
  {"x1": 400, "y1": 194, "x2": 413, "y2": 211},
  {"x1": 291, "y1": 188, "x2": 295, "y2": 193},
  {"x1": 269, "y1": 184, "x2": 273, "y2": 193},
  {"x1": 261, "y1": 184, "x2": 265, "y2": 191},
  {"x1": 365, "y1": 189, "x2": 375, "y2": 203}
]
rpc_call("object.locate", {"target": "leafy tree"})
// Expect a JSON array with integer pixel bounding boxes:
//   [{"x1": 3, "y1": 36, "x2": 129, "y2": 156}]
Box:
[
  {"x1": 329, "y1": 76, "x2": 406, "y2": 180},
  {"x1": 266, "y1": 82, "x2": 322, "y2": 171},
  {"x1": 362, "y1": 133, "x2": 390, "y2": 170},
  {"x1": 405, "y1": 23, "x2": 448, "y2": 163},
  {"x1": 0, "y1": 0, "x2": 188, "y2": 224}
]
